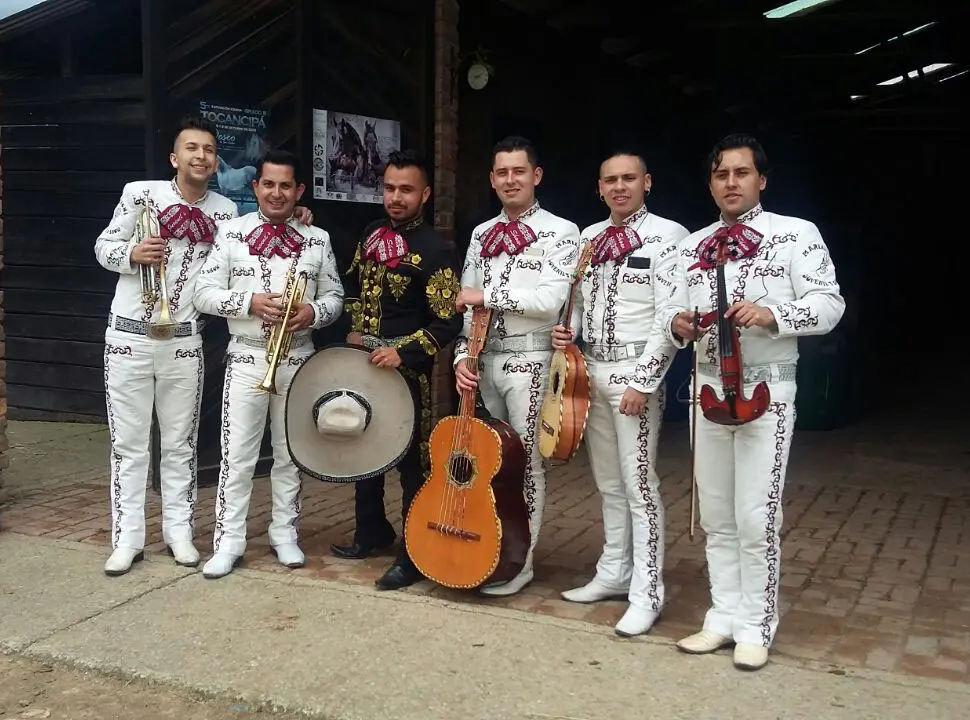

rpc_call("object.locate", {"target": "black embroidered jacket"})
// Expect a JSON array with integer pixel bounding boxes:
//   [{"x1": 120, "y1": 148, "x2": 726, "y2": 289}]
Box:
[{"x1": 344, "y1": 216, "x2": 463, "y2": 369}]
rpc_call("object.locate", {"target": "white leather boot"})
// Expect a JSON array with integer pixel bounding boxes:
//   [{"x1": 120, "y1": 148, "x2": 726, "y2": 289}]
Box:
[
  {"x1": 273, "y1": 543, "x2": 306, "y2": 568},
  {"x1": 614, "y1": 605, "x2": 659, "y2": 637},
  {"x1": 202, "y1": 552, "x2": 242, "y2": 579},
  {"x1": 561, "y1": 578, "x2": 629, "y2": 603},
  {"x1": 479, "y1": 564, "x2": 534, "y2": 597},
  {"x1": 168, "y1": 541, "x2": 200, "y2": 567},
  {"x1": 734, "y1": 643, "x2": 769, "y2": 670},
  {"x1": 104, "y1": 547, "x2": 144, "y2": 576},
  {"x1": 676, "y1": 629, "x2": 733, "y2": 654}
]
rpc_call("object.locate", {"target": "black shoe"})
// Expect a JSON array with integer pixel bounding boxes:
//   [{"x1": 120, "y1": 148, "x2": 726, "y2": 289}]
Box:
[
  {"x1": 375, "y1": 564, "x2": 422, "y2": 591},
  {"x1": 329, "y1": 540, "x2": 394, "y2": 560}
]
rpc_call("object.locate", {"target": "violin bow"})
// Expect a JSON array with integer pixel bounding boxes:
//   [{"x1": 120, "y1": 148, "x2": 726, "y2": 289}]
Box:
[{"x1": 688, "y1": 306, "x2": 700, "y2": 543}]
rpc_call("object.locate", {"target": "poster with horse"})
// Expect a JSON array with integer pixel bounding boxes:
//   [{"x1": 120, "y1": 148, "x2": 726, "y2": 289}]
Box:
[
  {"x1": 311, "y1": 109, "x2": 401, "y2": 204},
  {"x1": 197, "y1": 100, "x2": 271, "y2": 215}
]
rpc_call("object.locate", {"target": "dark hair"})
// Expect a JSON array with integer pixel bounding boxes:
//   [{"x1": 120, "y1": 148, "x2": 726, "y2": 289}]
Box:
[
  {"x1": 602, "y1": 151, "x2": 649, "y2": 175},
  {"x1": 256, "y1": 149, "x2": 303, "y2": 184},
  {"x1": 173, "y1": 114, "x2": 218, "y2": 147},
  {"x1": 492, "y1": 135, "x2": 539, "y2": 168},
  {"x1": 706, "y1": 134, "x2": 769, "y2": 179},
  {"x1": 386, "y1": 148, "x2": 430, "y2": 185}
]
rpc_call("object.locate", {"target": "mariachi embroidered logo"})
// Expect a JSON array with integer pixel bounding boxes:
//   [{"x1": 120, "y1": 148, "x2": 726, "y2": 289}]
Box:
[
  {"x1": 159, "y1": 204, "x2": 217, "y2": 244},
  {"x1": 364, "y1": 226, "x2": 409, "y2": 268},
  {"x1": 246, "y1": 223, "x2": 304, "y2": 260},
  {"x1": 690, "y1": 223, "x2": 763, "y2": 271},
  {"x1": 591, "y1": 225, "x2": 643, "y2": 265},
  {"x1": 480, "y1": 219, "x2": 537, "y2": 258}
]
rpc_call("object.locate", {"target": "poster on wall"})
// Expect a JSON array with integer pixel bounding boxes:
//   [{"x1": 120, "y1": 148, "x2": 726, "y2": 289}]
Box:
[
  {"x1": 198, "y1": 100, "x2": 271, "y2": 215},
  {"x1": 311, "y1": 109, "x2": 401, "y2": 204}
]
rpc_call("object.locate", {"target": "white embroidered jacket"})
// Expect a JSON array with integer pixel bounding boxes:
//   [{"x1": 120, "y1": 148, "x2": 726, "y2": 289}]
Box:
[
  {"x1": 94, "y1": 180, "x2": 238, "y2": 325},
  {"x1": 455, "y1": 201, "x2": 581, "y2": 363},
  {"x1": 661, "y1": 204, "x2": 846, "y2": 374},
  {"x1": 194, "y1": 212, "x2": 344, "y2": 343},
  {"x1": 570, "y1": 206, "x2": 689, "y2": 394}
]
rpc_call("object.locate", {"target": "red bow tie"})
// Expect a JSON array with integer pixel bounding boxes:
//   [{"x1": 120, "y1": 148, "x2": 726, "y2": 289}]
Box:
[
  {"x1": 591, "y1": 225, "x2": 643, "y2": 265},
  {"x1": 363, "y1": 226, "x2": 408, "y2": 268},
  {"x1": 689, "y1": 223, "x2": 763, "y2": 271},
  {"x1": 479, "y1": 219, "x2": 536, "y2": 258},
  {"x1": 245, "y1": 222, "x2": 304, "y2": 260},
  {"x1": 158, "y1": 204, "x2": 217, "y2": 244}
]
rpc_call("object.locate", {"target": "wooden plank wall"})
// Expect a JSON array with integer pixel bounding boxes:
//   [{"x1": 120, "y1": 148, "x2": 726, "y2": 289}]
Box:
[
  {"x1": 0, "y1": 75, "x2": 145, "y2": 421},
  {"x1": 0, "y1": 0, "x2": 435, "y2": 485}
]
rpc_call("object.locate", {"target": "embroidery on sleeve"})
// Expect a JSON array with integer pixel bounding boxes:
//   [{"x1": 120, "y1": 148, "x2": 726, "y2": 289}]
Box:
[{"x1": 426, "y1": 267, "x2": 459, "y2": 319}]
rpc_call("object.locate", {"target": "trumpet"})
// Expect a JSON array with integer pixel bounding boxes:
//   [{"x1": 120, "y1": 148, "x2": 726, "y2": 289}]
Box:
[
  {"x1": 136, "y1": 206, "x2": 178, "y2": 340},
  {"x1": 256, "y1": 266, "x2": 309, "y2": 395}
]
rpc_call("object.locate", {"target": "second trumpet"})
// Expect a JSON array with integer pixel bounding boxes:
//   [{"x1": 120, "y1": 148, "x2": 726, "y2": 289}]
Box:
[{"x1": 256, "y1": 267, "x2": 309, "y2": 395}]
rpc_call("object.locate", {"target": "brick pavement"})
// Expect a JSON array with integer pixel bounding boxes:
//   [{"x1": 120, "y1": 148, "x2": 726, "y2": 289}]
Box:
[{"x1": 2, "y1": 418, "x2": 969, "y2": 684}]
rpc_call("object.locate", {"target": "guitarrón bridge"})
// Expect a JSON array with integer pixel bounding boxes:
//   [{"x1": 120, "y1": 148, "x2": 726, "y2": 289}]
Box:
[{"x1": 425, "y1": 522, "x2": 481, "y2": 541}]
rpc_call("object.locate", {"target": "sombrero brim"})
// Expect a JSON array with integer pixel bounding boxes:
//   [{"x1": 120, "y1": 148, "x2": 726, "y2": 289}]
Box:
[{"x1": 285, "y1": 343, "x2": 415, "y2": 483}]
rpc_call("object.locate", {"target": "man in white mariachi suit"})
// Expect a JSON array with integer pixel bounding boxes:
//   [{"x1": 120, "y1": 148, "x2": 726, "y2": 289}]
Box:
[
  {"x1": 194, "y1": 149, "x2": 344, "y2": 579},
  {"x1": 455, "y1": 136, "x2": 582, "y2": 597},
  {"x1": 663, "y1": 134, "x2": 845, "y2": 670},
  {"x1": 94, "y1": 117, "x2": 316, "y2": 578},
  {"x1": 94, "y1": 115, "x2": 239, "y2": 577},
  {"x1": 552, "y1": 152, "x2": 688, "y2": 637}
]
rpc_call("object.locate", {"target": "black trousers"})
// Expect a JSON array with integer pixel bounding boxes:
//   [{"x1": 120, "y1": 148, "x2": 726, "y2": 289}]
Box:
[{"x1": 352, "y1": 364, "x2": 432, "y2": 572}]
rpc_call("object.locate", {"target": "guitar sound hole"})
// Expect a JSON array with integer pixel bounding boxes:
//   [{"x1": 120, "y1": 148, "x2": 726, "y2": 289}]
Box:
[
  {"x1": 448, "y1": 453, "x2": 474, "y2": 486},
  {"x1": 551, "y1": 371, "x2": 561, "y2": 394}
]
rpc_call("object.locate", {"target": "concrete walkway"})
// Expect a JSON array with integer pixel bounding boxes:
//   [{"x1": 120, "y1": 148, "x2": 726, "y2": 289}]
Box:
[{"x1": 2, "y1": 533, "x2": 968, "y2": 720}]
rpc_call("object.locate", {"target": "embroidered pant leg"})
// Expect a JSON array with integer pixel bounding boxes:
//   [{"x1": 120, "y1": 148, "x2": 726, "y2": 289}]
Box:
[
  {"x1": 152, "y1": 336, "x2": 205, "y2": 545},
  {"x1": 694, "y1": 378, "x2": 796, "y2": 645},
  {"x1": 693, "y1": 392, "x2": 740, "y2": 638},
  {"x1": 733, "y1": 381, "x2": 796, "y2": 647},
  {"x1": 480, "y1": 351, "x2": 550, "y2": 566},
  {"x1": 212, "y1": 352, "x2": 270, "y2": 556},
  {"x1": 266, "y1": 352, "x2": 312, "y2": 548},
  {"x1": 395, "y1": 367, "x2": 433, "y2": 573},
  {"x1": 583, "y1": 360, "x2": 633, "y2": 590},
  {"x1": 585, "y1": 359, "x2": 666, "y2": 610},
  {"x1": 103, "y1": 330, "x2": 155, "y2": 551}
]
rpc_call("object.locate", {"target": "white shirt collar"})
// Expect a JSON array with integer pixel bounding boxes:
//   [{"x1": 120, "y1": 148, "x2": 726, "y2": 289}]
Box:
[
  {"x1": 721, "y1": 203, "x2": 764, "y2": 227},
  {"x1": 501, "y1": 200, "x2": 541, "y2": 224},
  {"x1": 610, "y1": 203, "x2": 648, "y2": 227},
  {"x1": 170, "y1": 178, "x2": 208, "y2": 205}
]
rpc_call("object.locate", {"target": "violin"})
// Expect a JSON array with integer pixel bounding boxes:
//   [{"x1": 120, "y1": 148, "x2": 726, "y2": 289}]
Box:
[{"x1": 695, "y1": 240, "x2": 770, "y2": 426}]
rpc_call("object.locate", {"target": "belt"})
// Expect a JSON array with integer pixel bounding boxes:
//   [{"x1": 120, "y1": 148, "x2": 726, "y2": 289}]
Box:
[
  {"x1": 485, "y1": 332, "x2": 552, "y2": 353},
  {"x1": 230, "y1": 334, "x2": 311, "y2": 351},
  {"x1": 360, "y1": 334, "x2": 410, "y2": 350},
  {"x1": 697, "y1": 362, "x2": 797, "y2": 384},
  {"x1": 581, "y1": 341, "x2": 647, "y2": 362},
  {"x1": 107, "y1": 313, "x2": 203, "y2": 338}
]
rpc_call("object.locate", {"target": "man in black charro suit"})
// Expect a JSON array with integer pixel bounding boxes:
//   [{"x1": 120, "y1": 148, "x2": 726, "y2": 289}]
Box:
[{"x1": 330, "y1": 149, "x2": 463, "y2": 591}]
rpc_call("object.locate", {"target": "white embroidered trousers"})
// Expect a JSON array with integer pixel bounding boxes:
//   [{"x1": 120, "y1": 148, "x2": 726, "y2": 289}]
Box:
[
  {"x1": 583, "y1": 358, "x2": 666, "y2": 612},
  {"x1": 103, "y1": 328, "x2": 204, "y2": 551},
  {"x1": 691, "y1": 377, "x2": 797, "y2": 647},
  {"x1": 212, "y1": 346, "x2": 311, "y2": 556},
  {"x1": 477, "y1": 349, "x2": 550, "y2": 567}
]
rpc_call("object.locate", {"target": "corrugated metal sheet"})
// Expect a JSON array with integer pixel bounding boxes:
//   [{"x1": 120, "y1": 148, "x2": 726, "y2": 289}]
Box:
[{"x1": 0, "y1": 0, "x2": 94, "y2": 41}]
